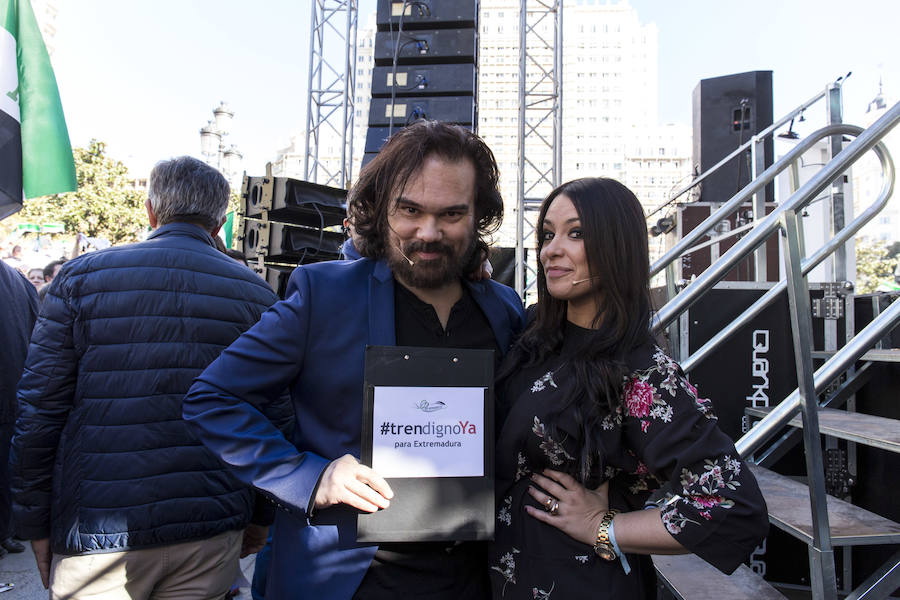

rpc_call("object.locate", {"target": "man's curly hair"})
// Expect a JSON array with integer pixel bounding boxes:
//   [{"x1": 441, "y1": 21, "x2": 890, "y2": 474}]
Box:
[{"x1": 347, "y1": 121, "x2": 503, "y2": 269}]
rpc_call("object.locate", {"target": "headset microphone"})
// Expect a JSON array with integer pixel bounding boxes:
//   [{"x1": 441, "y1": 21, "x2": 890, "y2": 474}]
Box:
[
  {"x1": 571, "y1": 276, "x2": 599, "y2": 285},
  {"x1": 396, "y1": 245, "x2": 415, "y2": 266}
]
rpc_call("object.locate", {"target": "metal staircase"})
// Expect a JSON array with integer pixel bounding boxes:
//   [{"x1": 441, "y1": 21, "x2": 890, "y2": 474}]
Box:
[{"x1": 650, "y1": 80, "x2": 900, "y2": 599}]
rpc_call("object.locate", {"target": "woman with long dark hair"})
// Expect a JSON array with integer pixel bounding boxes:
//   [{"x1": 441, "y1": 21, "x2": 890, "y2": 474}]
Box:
[{"x1": 489, "y1": 178, "x2": 768, "y2": 598}]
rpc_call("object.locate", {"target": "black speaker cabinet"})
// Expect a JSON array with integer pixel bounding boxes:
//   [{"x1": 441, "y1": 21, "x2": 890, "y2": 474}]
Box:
[
  {"x1": 364, "y1": 123, "x2": 474, "y2": 155},
  {"x1": 692, "y1": 71, "x2": 774, "y2": 205},
  {"x1": 242, "y1": 221, "x2": 343, "y2": 263},
  {"x1": 361, "y1": 152, "x2": 378, "y2": 171},
  {"x1": 374, "y1": 29, "x2": 476, "y2": 66},
  {"x1": 371, "y1": 64, "x2": 476, "y2": 98},
  {"x1": 368, "y1": 96, "x2": 475, "y2": 127},
  {"x1": 376, "y1": 0, "x2": 476, "y2": 31},
  {"x1": 252, "y1": 265, "x2": 294, "y2": 299},
  {"x1": 242, "y1": 176, "x2": 346, "y2": 226}
]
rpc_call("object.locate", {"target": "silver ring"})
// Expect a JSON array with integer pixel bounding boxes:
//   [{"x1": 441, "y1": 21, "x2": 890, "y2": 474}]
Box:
[{"x1": 549, "y1": 501, "x2": 560, "y2": 516}]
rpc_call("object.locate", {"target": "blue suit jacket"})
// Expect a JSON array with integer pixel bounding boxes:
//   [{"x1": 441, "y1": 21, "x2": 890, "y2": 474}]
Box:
[{"x1": 184, "y1": 258, "x2": 524, "y2": 599}]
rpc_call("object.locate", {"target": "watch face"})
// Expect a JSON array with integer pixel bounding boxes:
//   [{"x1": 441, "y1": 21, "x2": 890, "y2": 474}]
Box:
[{"x1": 594, "y1": 545, "x2": 616, "y2": 561}]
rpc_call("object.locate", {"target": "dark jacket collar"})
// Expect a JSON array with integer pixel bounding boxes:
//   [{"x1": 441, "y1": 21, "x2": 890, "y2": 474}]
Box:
[{"x1": 146, "y1": 222, "x2": 217, "y2": 247}]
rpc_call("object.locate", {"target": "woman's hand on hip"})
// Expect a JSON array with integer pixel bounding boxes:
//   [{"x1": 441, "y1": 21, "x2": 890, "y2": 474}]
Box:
[{"x1": 525, "y1": 469, "x2": 610, "y2": 547}]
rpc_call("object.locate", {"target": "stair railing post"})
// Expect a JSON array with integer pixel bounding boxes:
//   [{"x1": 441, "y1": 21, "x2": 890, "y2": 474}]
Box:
[{"x1": 781, "y1": 208, "x2": 838, "y2": 599}]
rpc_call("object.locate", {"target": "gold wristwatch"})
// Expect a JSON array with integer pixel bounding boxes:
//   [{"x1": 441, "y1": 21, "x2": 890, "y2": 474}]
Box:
[{"x1": 593, "y1": 509, "x2": 620, "y2": 561}]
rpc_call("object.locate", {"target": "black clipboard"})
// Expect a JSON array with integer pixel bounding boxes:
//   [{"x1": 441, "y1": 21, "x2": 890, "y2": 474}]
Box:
[{"x1": 358, "y1": 345, "x2": 495, "y2": 542}]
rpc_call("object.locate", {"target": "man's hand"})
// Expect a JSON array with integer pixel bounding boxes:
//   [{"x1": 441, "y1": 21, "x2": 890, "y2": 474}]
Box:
[
  {"x1": 313, "y1": 454, "x2": 393, "y2": 513},
  {"x1": 240, "y1": 524, "x2": 269, "y2": 558},
  {"x1": 31, "y1": 538, "x2": 51, "y2": 589},
  {"x1": 477, "y1": 258, "x2": 493, "y2": 281},
  {"x1": 467, "y1": 250, "x2": 493, "y2": 281}
]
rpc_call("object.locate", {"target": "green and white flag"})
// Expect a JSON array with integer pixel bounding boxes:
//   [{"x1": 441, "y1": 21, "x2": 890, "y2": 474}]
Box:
[{"x1": 1, "y1": 0, "x2": 76, "y2": 220}]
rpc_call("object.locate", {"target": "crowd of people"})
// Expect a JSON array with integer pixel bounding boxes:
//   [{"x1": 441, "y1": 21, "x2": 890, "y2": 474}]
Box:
[
  {"x1": 2, "y1": 234, "x2": 87, "y2": 302},
  {"x1": 1, "y1": 121, "x2": 768, "y2": 600}
]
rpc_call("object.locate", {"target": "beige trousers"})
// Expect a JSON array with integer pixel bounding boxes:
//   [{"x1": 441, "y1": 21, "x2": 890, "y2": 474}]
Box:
[{"x1": 49, "y1": 529, "x2": 242, "y2": 600}]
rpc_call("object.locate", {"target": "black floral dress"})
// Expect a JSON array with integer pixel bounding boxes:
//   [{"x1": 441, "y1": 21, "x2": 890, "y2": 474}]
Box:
[{"x1": 489, "y1": 323, "x2": 768, "y2": 599}]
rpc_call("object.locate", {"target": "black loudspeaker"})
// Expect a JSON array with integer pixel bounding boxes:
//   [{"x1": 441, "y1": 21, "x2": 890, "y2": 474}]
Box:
[
  {"x1": 252, "y1": 265, "x2": 294, "y2": 299},
  {"x1": 371, "y1": 64, "x2": 476, "y2": 97},
  {"x1": 376, "y1": 0, "x2": 476, "y2": 31},
  {"x1": 374, "y1": 29, "x2": 476, "y2": 65},
  {"x1": 368, "y1": 96, "x2": 475, "y2": 127},
  {"x1": 365, "y1": 124, "x2": 474, "y2": 153},
  {"x1": 242, "y1": 220, "x2": 344, "y2": 263},
  {"x1": 361, "y1": 153, "x2": 378, "y2": 170},
  {"x1": 242, "y1": 176, "x2": 346, "y2": 225},
  {"x1": 692, "y1": 71, "x2": 774, "y2": 204}
]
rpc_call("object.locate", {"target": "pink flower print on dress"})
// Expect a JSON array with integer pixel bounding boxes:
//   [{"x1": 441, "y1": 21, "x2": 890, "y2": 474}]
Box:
[
  {"x1": 625, "y1": 379, "x2": 655, "y2": 418},
  {"x1": 692, "y1": 494, "x2": 726, "y2": 509},
  {"x1": 685, "y1": 380, "x2": 698, "y2": 397}
]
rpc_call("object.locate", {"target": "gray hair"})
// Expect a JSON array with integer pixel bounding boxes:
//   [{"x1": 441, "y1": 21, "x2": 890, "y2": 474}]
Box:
[{"x1": 148, "y1": 156, "x2": 229, "y2": 231}]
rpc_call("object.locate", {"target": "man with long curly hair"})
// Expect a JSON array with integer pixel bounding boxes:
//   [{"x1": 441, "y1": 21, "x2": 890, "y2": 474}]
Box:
[{"x1": 185, "y1": 121, "x2": 525, "y2": 599}]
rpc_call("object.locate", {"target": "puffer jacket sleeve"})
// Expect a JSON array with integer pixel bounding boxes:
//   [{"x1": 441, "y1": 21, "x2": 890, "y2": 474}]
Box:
[
  {"x1": 184, "y1": 267, "x2": 328, "y2": 520},
  {"x1": 10, "y1": 275, "x2": 79, "y2": 540}
]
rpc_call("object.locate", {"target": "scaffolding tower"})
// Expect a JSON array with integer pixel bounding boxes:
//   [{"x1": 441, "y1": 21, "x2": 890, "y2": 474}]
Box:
[
  {"x1": 304, "y1": 0, "x2": 359, "y2": 188},
  {"x1": 514, "y1": 0, "x2": 563, "y2": 299}
]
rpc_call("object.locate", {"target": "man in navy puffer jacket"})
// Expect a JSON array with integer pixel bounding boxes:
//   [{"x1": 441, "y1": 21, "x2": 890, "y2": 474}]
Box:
[{"x1": 10, "y1": 156, "x2": 288, "y2": 599}]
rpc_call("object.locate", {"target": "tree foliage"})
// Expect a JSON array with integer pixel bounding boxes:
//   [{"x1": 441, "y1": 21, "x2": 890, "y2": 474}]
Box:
[
  {"x1": 855, "y1": 238, "x2": 899, "y2": 293},
  {"x1": 16, "y1": 140, "x2": 147, "y2": 244}
]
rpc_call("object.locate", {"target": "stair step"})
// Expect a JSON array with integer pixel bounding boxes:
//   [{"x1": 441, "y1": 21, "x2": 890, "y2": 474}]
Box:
[
  {"x1": 811, "y1": 348, "x2": 900, "y2": 362},
  {"x1": 654, "y1": 554, "x2": 786, "y2": 599},
  {"x1": 745, "y1": 406, "x2": 900, "y2": 453},
  {"x1": 751, "y1": 465, "x2": 900, "y2": 546}
]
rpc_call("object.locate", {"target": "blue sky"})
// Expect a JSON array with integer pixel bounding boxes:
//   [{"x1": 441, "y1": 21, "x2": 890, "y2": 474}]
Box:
[{"x1": 50, "y1": 0, "x2": 897, "y2": 178}]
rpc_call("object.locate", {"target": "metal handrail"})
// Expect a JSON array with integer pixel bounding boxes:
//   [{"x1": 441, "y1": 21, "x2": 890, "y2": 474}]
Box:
[
  {"x1": 736, "y1": 296, "x2": 900, "y2": 458},
  {"x1": 651, "y1": 100, "x2": 900, "y2": 336},
  {"x1": 653, "y1": 85, "x2": 832, "y2": 221},
  {"x1": 682, "y1": 136, "x2": 895, "y2": 372},
  {"x1": 652, "y1": 123, "x2": 854, "y2": 279}
]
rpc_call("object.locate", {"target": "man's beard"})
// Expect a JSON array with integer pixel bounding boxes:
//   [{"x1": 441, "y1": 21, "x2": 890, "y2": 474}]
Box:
[{"x1": 389, "y1": 236, "x2": 477, "y2": 289}]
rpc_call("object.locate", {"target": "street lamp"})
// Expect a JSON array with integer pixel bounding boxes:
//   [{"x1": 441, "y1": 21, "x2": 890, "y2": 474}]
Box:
[
  {"x1": 222, "y1": 145, "x2": 243, "y2": 177},
  {"x1": 213, "y1": 102, "x2": 234, "y2": 135},
  {"x1": 199, "y1": 101, "x2": 242, "y2": 181}
]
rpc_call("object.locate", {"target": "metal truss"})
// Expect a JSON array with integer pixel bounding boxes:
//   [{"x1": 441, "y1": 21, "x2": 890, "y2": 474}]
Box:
[
  {"x1": 304, "y1": 0, "x2": 358, "y2": 188},
  {"x1": 515, "y1": 0, "x2": 563, "y2": 299}
]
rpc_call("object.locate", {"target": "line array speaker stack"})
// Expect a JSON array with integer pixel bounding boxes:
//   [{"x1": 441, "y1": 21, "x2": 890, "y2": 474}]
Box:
[
  {"x1": 363, "y1": 0, "x2": 479, "y2": 169},
  {"x1": 237, "y1": 171, "x2": 347, "y2": 298}
]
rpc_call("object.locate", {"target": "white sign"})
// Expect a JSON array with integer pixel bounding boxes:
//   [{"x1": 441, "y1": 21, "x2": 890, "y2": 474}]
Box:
[{"x1": 372, "y1": 386, "x2": 485, "y2": 478}]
